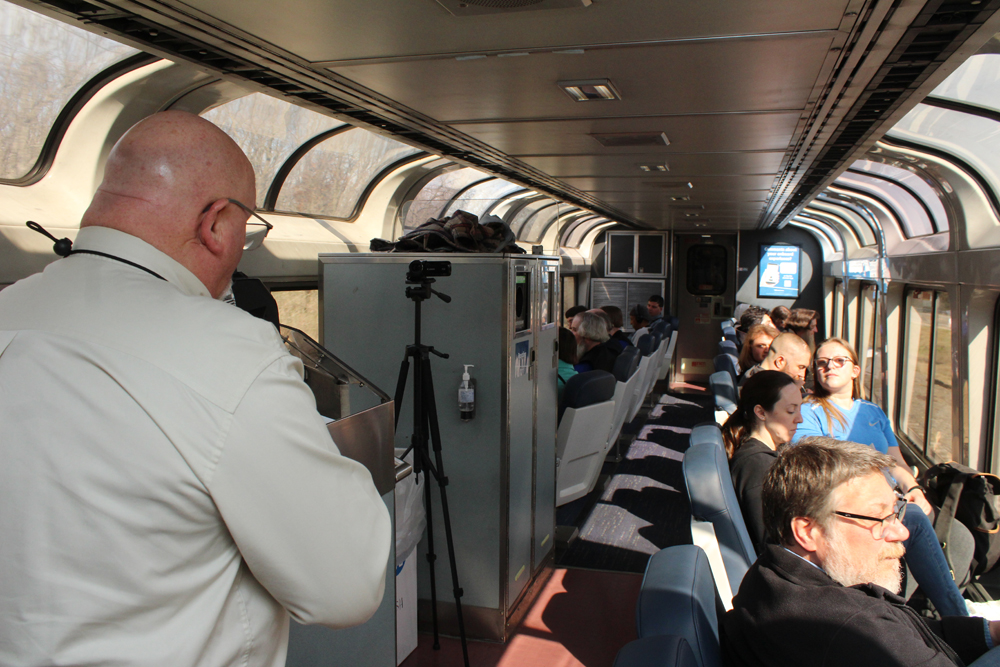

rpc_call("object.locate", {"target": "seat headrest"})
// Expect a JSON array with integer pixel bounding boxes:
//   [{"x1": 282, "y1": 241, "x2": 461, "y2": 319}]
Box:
[
  {"x1": 710, "y1": 371, "x2": 738, "y2": 414},
  {"x1": 612, "y1": 345, "x2": 640, "y2": 382},
  {"x1": 719, "y1": 340, "x2": 738, "y2": 356},
  {"x1": 563, "y1": 370, "x2": 616, "y2": 409},
  {"x1": 689, "y1": 423, "x2": 725, "y2": 449},
  {"x1": 636, "y1": 334, "x2": 655, "y2": 356},
  {"x1": 714, "y1": 353, "x2": 738, "y2": 376}
]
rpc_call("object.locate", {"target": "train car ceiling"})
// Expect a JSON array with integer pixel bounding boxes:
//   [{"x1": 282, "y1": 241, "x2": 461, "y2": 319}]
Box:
[{"x1": 4, "y1": 0, "x2": 998, "y2": 237}]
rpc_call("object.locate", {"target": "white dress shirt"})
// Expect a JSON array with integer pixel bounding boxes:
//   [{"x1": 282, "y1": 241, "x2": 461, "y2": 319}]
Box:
[{"x1": 0, "y1": 227, "x2": 391, "y2": 667}]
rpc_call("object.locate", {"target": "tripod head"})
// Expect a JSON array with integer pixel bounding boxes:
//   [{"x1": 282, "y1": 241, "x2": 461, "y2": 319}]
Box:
[{"x1": 405, "y1": 260, "x2": 452, "y2": 304}]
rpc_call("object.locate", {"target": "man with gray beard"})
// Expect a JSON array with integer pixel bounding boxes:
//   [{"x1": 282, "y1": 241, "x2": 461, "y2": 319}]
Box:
[{"x1": 723, "y1": 437, "x2": 1000, "y2": 667}]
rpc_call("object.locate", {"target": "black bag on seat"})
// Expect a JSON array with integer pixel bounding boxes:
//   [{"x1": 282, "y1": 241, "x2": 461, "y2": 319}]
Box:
[{"x1": 921, "y1": 461, "x2": 1000, "y2": 577}]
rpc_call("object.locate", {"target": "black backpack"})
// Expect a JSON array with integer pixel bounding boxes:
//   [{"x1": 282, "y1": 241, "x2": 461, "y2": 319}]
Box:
[{"x1": 921, "y1": 461, "x2": 1000, "y2": 577}]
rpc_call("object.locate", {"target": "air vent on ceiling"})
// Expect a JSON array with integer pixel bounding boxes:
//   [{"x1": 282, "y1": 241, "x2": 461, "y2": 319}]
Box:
[
  {"x1": 590, "y1": 131, "x2": 669, "y2": 148},
  {"x1": 436, "y1": 0, "x2": 591, "y2": 16}
]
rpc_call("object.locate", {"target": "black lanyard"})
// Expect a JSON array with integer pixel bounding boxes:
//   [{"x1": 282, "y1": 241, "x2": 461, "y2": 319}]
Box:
[{"x1": 26, "y1": 221, "x2": 166, "y2": 282}]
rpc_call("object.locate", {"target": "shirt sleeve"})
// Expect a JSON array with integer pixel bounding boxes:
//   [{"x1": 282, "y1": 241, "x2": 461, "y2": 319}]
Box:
[
  {"x1": 824, "y1": 609, "x2": 988, "y2": 667},
  {"x1": 208, "y1": 353, "x2": 392, "y2": 628},
  {"x1": 792, "y1": 404, "x2": 827, "y2": 443},
  {"x1": 879, "y1": 407, "x2": 898, "y2": 449}
]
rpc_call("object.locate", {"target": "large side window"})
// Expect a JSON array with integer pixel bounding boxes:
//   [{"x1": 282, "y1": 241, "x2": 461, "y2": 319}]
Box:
[
  {"x1": 275, "y1": 128, "x2": 422, "y2": 219},
  {"x1": 202, "y1": 93, "x2": 345, "y2": 205},
  {"x1": 830, "y1": 279, "x2": 842, "y2": 339},
  {"x1": 0, "y1": 2, "x2": 139, "y2": 180},
  {"x1": 857, "y1": 283, "x2": 884, "y2": 407},
  {"x1": 899, "y1": 288, "x2": 953, "y2": 463},
  {"x1": 271, "y1": 288, "x2": 319, "y2": 341}
]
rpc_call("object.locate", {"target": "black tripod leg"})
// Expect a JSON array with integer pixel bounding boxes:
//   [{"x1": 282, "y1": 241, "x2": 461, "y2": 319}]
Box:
[
  {"x1": 412, "y1": 352, "x2": 443, "y2": 651},
  {"x1": 421, "y1": 357, "x2": 470, "y2": 667},
  {"x1": 419, "y1": 439, "x2": 441, "y2": 650},
  {"x1": 393, "y1": 351, "x2": 411, "y2": 430}
]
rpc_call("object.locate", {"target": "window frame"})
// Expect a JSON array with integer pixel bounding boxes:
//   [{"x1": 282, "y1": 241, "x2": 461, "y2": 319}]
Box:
[
  {"x1": 1, "y1": 52, "x2": 157, "y2": 186},
  {"x1": 895, "y1": 285, "x2": 954, "y2": 464}
]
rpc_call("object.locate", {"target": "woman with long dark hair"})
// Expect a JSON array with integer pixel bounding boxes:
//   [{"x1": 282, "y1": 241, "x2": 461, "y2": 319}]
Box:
[
  {"x1": 794, "y1": 337, "x2": 970, "y2": 617},
  {"x1": 737, "y1": 323, "x2": 779, "y2": 381},
  {"x1": 721, "y1": 370, "x2": 802, "y2": 553}
]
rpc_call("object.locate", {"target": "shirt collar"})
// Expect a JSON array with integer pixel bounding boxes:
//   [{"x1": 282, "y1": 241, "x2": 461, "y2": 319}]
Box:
[
  {"x1": 73, "y1": 226, "x2": 212, "y2": 298},
  {"x1": 783, "y1": 546, "x2": 826, "y2": 571}
]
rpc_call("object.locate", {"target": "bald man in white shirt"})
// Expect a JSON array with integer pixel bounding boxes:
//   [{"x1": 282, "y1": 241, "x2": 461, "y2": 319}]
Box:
[{"x1": 0, "y1": 111, "x2": 391, "y2": 667}]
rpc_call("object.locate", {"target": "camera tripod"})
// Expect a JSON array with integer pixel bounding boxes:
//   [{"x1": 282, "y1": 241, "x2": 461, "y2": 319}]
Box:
[{"x1": 393, "y1": 263, "x2": 470, "y2": 667}]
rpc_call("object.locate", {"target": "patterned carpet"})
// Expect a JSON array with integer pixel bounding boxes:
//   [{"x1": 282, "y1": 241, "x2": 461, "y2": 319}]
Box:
[{"x1": 555, "y1": 389, "x2": 714, "y2": 573}]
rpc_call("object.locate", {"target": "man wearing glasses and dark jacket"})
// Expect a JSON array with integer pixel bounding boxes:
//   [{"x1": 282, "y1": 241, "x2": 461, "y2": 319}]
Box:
[{"x1": 724, "y1": 437, "x2": 1000, "y2": 667}]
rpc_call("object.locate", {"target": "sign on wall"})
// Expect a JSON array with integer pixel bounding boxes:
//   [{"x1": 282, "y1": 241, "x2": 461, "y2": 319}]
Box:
[{"x1": 758, "y1": 244, "x2": 801, "y2": 298}]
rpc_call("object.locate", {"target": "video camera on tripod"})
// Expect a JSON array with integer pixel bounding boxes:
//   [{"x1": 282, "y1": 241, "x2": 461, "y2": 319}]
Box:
[{"x1": 393, "y1": 258, "x2": 470, "y2": 666}]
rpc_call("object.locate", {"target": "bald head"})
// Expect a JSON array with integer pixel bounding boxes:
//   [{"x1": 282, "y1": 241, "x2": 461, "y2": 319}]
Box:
[
  {"x1": 81, "y1": 111, "x2": 256, "y2": 297},
  {"x1": 762, "y1": 333, "x2": 812, "y2": 386}
]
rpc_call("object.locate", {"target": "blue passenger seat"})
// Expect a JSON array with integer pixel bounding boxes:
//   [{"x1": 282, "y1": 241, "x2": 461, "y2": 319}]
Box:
[
  {"x1": 612, "y1": 635, "x2": 700, "y2": 667},
  {"x1": 721, "y1": 326, "x2": 737, "y2": 343},
  {"x1": 712, "y1": 353, "x2": 738, "y2": 386},
  {"x1": 689, "y1": 423, "x2": 726, "y2": 450},
  {"x1": 636, "y1": 545, "x2": 720, "y2": 667},
  {"x1": 709, "y1": 371, "x2": 737, "y2": 416},
  {"x1": 605, "y1": 346, "x2": 643, "y2": 458},
  {"x1": 555, "y1": 371, "x2": 617, "y2": 506},
  {"x1": 717, "y1": 340, "x2": 738, "y2": 357},
  {"x1": 683, "y1": 438, "x2": 756, "y2": 600}
]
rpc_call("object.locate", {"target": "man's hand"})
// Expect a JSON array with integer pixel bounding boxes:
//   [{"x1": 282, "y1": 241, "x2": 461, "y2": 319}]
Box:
[{"x1": 989, "y1": 620, "x2": 1000, "y2": 647}]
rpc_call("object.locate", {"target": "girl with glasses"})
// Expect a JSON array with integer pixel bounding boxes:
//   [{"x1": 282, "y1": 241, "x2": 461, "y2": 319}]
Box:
[{"x1": 793, "y1": 337, "x2": 969, "y2": 617}]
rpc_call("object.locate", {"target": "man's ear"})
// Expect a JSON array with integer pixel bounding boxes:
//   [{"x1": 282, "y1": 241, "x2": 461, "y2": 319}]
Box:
[
  {"x1": 773, "y1": 355, "x2": 786, "y2": 371},
  {"x1": 197, "y1": 198, "x2": 229, "y2": 257},
  {"x1": 790, "y1": 516, "x2": 824, "y2": 553}
]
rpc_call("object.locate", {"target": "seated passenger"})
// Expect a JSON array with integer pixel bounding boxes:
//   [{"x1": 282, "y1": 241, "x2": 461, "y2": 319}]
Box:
[
  {"x1": 736, "y1": 305, "x2": 773, "y2": 347},
  {"x1": 737, "y1": 323, "x2": 779, "y2": 383},
  {"x1": 723, "y1": 438, "x2": 997, "y2": 667},
  {"x1": 770, "y1": 304, "x2": 791, "y2": 332},
  {"x1": 741, "y1": 332, "x2": 811, "y2": 389},
  {"x1": 793, "y1": 338, "x2": 968, "y2": 617},
  {"x1": 564, "y1": 304, "x2": 587, "y2": 329},
  {"x1": 557, "y1": 326, "x2": 579, "y2": 405},
  {"x1": 600, "y1": 305, "x2": 632, "y2": 350},
  {"x1": 722, "y1": 370, "x2": 802, "y2": 554},
  {"x1": 571, "y1": 310, "x2": 618, "y2": 373},
  {"x1": 629, "y1": 304, "x2": 651, "y2": 346},
  {"x1": 647, "y1": 294, "x2": 665, "y2": 324},
  {"x1": 785, "y1": 307, "x2": 819, "y2": 352}
]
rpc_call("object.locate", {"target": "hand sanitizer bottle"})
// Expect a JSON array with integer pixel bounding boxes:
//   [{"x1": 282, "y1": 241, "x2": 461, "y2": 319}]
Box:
[{"x1": 459, "y1": 364, "x2": 476, "y2": 421}]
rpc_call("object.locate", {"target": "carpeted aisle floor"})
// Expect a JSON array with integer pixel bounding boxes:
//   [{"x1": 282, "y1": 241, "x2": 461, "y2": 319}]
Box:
[{"x1": 555, "y1": 387, "x2": 714, "y2": 573}]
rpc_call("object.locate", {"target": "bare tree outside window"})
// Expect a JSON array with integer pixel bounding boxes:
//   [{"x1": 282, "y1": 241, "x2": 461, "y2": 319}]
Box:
[
  {"x1": 404, "y1": 168, "x2": 490, "y2": 229},
  {"x1": 0, "y1": 2, "x2": 137, "y2": 179},
  {"x1": 275, "y1": 128, "x2": 420, "y2": 219},
  {"x1": 202, "y1": 93, "x2": 344, "y2": 205}
]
